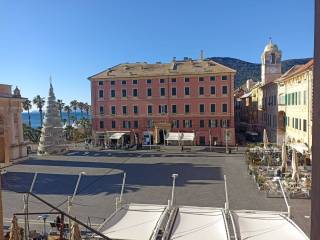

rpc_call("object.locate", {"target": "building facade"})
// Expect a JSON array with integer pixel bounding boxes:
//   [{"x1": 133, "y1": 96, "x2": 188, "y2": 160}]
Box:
[
  {"x1": 277, "y1": 60, "x2": 313, "y2": 151},
  {"x1": 89, "y1": 58, "x2": 236, "y2": 146},
  {"x1": 0, "y1": 84, "x2": 27, "y2": 164}
]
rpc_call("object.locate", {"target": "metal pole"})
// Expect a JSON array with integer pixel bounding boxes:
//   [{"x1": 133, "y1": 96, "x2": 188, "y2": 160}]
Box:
[
  {"x1": 311, "y1": 0, "x2": 320, "y2": 238},
  {"x1": 149, "y1": 131, "x2": 152, "y2": 150},
  {"x1": 171, "y1": 174, "x2": 178, "y2": 207},
  {"x1": 119, "y1": 172, "x2": 126, "y2": 205},
  {"x1": 278, "y1": 179, "x2": 291, "y2": 218},
  {"x1": 72, "y1": 172, "x2": 85, "y2": 202},
  {"x1": 23, "y1": 194, "x2": 28, "y2": 240},
  {"x1": 30, "y1": 172, "x2": 38, "y2": 193},
  {"x1": 225, "y1": 129, "x2": 228, "y2": 153},
  {"x1": 224, "y1": 175, "x2": 229, "y2": 213},
  {"x1": 209, "y1": 129, "x2": 212, "y2": 151}
]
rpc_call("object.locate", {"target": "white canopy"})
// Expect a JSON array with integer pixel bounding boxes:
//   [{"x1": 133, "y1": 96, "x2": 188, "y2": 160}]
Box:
[
  {"x1": 290, "y1": 143, "x2": 309, "y2": 154},
  {"x1": 101, "y1": 204, "x2": 166, "y2": 240},
  {"x1": 170, "y1": 206, "x2": 229, "y2": 240},
  {"x1": 232, "y1": 210, "x2": 309, "y2": 240},
  {"x1": 165, "y1": 132, "x2": 195, "y2": 141},
  {"x1": 109, "y1": 132, "x2": 126, "y2": 140}
]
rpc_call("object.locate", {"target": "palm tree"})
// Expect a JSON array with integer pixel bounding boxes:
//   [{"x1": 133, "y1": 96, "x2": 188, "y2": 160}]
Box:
[
  {"x1": 23, "y1": 99, "x2": 32, "y2": 127},
  {"x1": 64, "y1": 105, "x2": 72, "y2": 126},
  {"x1": 83, "y1": 102, "x2": 91, "y2": 119},
  {"x1": 33, "y1": 95, "x2": 45, "y2": 128},
  {"x1": 78, "y1": 102, "x2": 84, "y2": 119},
  {"x1": 57, "y1": 99, "x2": 65, "y2": 122},
  {"x1": 70, "y1": 100, "x2": 78, "y2": 121}
]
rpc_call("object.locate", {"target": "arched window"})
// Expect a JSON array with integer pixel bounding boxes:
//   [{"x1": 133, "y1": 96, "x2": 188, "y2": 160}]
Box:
[{"x1": 270, "y1": 53, "x2": 276, "y2": 64}]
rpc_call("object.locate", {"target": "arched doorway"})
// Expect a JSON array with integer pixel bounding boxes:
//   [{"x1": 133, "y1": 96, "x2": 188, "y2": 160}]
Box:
[
  {"x1": 159, "y1": 129, "x2": 167, "y2": 144},
  {"x1": 0, "y1": 116, "x2": 5, "y2": 162}
]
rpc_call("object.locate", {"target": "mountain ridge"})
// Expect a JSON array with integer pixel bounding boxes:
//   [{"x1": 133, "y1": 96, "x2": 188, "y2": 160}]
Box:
[{"x1": 207, "y1": 57, "x2": 312, "y2": 87}]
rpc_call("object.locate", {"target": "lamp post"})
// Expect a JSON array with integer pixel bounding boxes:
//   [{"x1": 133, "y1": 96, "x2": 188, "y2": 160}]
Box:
[
  {"x1": 68, "y1": 172, "x2": 86, "y2": 229},
  {"x1": 170, "y1": 174, "x2": 178, "y2": 207}
]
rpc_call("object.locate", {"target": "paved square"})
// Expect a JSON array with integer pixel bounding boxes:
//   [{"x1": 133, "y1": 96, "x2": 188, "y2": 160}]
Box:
[{"x1": 2, "y1": 149, "x2": 311, "y2": 236}]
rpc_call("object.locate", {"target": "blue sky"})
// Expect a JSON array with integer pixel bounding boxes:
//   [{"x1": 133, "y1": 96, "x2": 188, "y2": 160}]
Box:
[{"x1": 0, "y1": 0, "x2": 314, "y2": 107}]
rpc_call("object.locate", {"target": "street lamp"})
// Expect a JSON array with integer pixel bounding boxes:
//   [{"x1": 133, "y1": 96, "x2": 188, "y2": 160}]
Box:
[
  {"x1": 0, "y1": 170, "x2": 7, "y2": 240},
  {"x1": 171, "y1": 174, "x2": 178, "y2": 207}
]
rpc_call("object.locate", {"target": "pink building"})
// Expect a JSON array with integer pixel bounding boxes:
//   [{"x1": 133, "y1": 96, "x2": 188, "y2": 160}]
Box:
[{"x1": 89, "y1": 58, "x2": 236, "y2": 146}]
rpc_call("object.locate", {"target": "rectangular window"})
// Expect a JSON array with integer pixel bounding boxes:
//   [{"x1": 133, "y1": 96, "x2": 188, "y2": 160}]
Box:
[
  {"x1": 221, "y1": 119, "x2": 229, "y2": 128},
  {"x1": 132, "y1": 89, "x2": 138, "y2": 97},
  {"x1": 211, "y1": 104, "x2": 216, "y2": 113},
  {"x1": 210, "y1": 76, "x2": 216, "y2": 81},
  {"x1": 185, "y1": 104, "x2": 190, "y2": 113},
  {"x1": 110, "y1": 80, "x2": 115, "y2": 85},
  {"x1": 292, "y1": 118, "x2": 294, "y2": 127},
  {"x1": 210, "y1": 86, "x2": 216, "y2": 95},
  {"x1": 147, "y1": 119, "x2": 153, "y2": 128},
  {"x1": 291, "y1": 93, "x2": 294, "y2": 105},
  {"x1": 184, "y1": 87, "x2": 190, "y2": 96},
  {"x1": 172, "y1": 104, "x2": 177, "y2": 114},
  {"x1": 199, "y1": 77, "x2": 204, "y2": 82},
  {"x1": 303, "y1": 119, "x2": 307, "y2": 132},
  {"x1": 134, "y1": 120, "x2": 139, "y2": 129},
  {"x1": 122, "y1": 89, "x2": 127, "y2": 97},
  {"x1": 172, "y1": 120, "x2": 179, "y2": 128},
  {"x1": 122, "y1": 106, "x2": 127, "y2": 115},
  {"x1": 133, "y1": 106, "x2": 138, "y2": 114},
  {"x1": 111, "y1": 106, "x2": 116, "y2": 115},
  {"x1": 98, "y1": 81, "x2": 104, "y2": 86},
  {"x1": 288, "y1": 117, "x2": 290, "y2": 127},
  {"x1": 222, "y1": 104, "x2": 228, "y2": 113},
  {"x1": 111, "y1": 89, "x2": 115, "y2": 98},
  {"x1": 160, "y1": 88, "x2": 166, "y2": 96},
  {"x1": 295, "y1": 118, "x2": 298, "y2": 129},
  {"x1": 298, "y1": 92, "x2": 301, "y2": 105},
  {"x1": 133, "y1": 79, "x2": 138, "y2": 85},
  {"x1": 171, "y1": 87, "x2": 177, "y2": 96},
  {"x1": 160, "y1": 79, "x2": 165, "y2": 83},
  {"x1": 222, "y1": 86, "x2": 228, "y2": 95},
  {"x1": 147, "y1": 88, "x2": 152, "y2": 97},
  {"x1": 121, "y1": 80, "x2": 126, "y2": 85},
  {"x1": 148, "y1": 105, "x2": 153, "y2": 114},
  {"x1": 147, "y1": 79, "x2": 152, "y2": 84},
  {"x1": 99, "y1": 121, "x2": 104, "y2": 129},
  {"x1": 184, "y1": 77, "x2": 190, "y2": 83},
  {"x1": 299, "y1": 119, "x2": 301, "y2": 130},
  {"x1": 159, "y1": 105, "x2": 167, "y2": 114},
  {"x1": 199, "y1": 104, "x2": 205, "y2": 113},
  {"x1": 304, "y1": 91, "x2": 307, "y2": 105},
  {"x1": 183, "y1": 120, "x2": 192, "y2": 128},
  {"x1": 200, "y1": 120, "x2": 205, "y2": 128},
  {"x1": 222, "y1": 75, "x2": 228, "y2": 81},
  {"x1": 199, "y1": 87, "x2": 204, "y2": 95},
  {"x1": 99, "y1": 106, "x2": 104, "y2": 114},
  {"x1": 209, "y1": 119, "x2": 218, "y2": 128},
  {"x1": 122, "y1": 121, "x2": 126, "y2": 128},
  {"x1": 99, "y1": 90, "x2": 104, "y2": 98},
  {"x1": 295, "y1": 92, "x2": 298, "y2": 105},
  {"x1": 111, "y1": 120, "x2": 116, "y2": 129},
  {"x1": 171, "y1": 78, "x2": 176, "y2": 83}
]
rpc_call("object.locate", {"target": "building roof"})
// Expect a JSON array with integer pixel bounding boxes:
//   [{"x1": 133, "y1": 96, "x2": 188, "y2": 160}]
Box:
[
  {"x1": 277, "y1": 59, "x2": 313, "y2": 83},
  {"x1": 88, "y1": 59, "x2": 236, "y2": 80}
]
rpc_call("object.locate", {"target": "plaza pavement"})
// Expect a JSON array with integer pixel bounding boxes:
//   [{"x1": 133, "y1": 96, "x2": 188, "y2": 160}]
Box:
[{"x1": 2, "y1": 148, "x2": 311, "y2": 236}]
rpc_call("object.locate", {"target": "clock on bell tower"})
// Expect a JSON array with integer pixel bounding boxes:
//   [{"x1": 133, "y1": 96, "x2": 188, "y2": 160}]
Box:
[{"x1": 261, "y1": 39, "x2": 282, "y2": 85}]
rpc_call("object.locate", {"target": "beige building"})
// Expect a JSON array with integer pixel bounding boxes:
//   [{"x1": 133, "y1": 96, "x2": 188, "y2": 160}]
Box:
[
  {"x1": 277, "y1": 60, "x2": 313, "y2": 151},
  {"x1": 0, "y1": 84, "x2": 27, "y2": 164}
]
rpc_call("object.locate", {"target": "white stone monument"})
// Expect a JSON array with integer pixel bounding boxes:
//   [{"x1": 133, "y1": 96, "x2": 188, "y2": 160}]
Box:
[{"x1": 37, "y1": 82, "x2": 66, "y2": 155}]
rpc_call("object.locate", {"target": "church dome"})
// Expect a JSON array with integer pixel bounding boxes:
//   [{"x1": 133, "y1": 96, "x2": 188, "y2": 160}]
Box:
[{"x1": 264, "y1": 40, "x2": 279, "y2": 52}]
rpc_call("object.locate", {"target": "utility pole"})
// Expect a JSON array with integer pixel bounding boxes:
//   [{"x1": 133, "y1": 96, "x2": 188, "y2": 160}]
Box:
[{"x1": 311, "y1": 0, "x2": 320, "y2": 239}]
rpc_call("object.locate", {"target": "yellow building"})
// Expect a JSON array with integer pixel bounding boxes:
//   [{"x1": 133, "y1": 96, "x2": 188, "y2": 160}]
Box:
[
  {"x1": 277, "y1": 59, "x2": 313, "y2": 152},
  {"x1": 0, "y1": 84, "x2": 27, "y2": 165}
]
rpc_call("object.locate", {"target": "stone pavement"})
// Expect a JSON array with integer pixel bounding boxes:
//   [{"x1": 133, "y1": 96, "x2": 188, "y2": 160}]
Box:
[{"x1": 1, "y1": 148, "x2": 310, "y2": 236}]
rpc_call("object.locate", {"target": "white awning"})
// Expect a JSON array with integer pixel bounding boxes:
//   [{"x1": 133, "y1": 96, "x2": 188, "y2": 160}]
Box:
[
  {"x1": 290, "y1": 143, "x2": 309, "y2": 154},
  {"x1": 170, "y1": 206, "x2": 229, "y2": 240},
  {"x1": 109, "y1": 132, "x2": 126, "y2": 140},
  {"x1": 165, "y1": 132, "x2": 195, "y2": 141},
  {"x1": 240, "y1": 92, "x2": 252, "y2": 99},
  {"x1": 165, "y1": 132, "x2": 182, "y2": 141},
  {"x1": 232, "y1": 210, "x2": 309, "y2": 240},
  {"x1": 101, "y1": 204, "x2": 166, "y2": 240}
]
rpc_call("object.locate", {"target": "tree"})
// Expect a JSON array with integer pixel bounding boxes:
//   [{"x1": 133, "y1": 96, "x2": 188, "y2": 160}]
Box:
[
  {"x1": 70, "y1": 100, "x2": 78, "y2": 121},
  {"x1": 83, "y1": 102, "x2": 91, "y2": 119},
  {"x1": 33, "y1": 95, "x2": 45, "y2": 128},
  {"x1": 78, "y1": 102, "x2": 84, "y2": 119},
  {"x1": 57, "y1": 99, "x2": 65, "y2": 122},
  {"x1": 64, "y1": 105, "x2": 72, "y2": 126},
  {"x1": 23, "y1": 99, "x2": 32, "y2": 127}
]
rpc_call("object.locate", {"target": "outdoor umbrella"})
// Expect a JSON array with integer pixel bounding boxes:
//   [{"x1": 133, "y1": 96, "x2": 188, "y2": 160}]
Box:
[
  {"x1": 291, "y1": 149, "x2": 300, "y2": 182},
  {"x1": 71, "y1": 222, "x2": 82, "y2": 240},
  {"x1": 281, "y1": 142, "x2": 288, "y2": 173},
  {"x1": 9, "y1": 215, "x2": 21, "y2": 240},
  {"x1": 263, "y1": 129, "x2": 268, "y2": 149}
]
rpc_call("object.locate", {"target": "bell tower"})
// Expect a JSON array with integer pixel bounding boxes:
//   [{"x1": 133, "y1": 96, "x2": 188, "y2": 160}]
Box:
[{"x1": 261, "y1": 39, "x2": 282, "y2": 85}]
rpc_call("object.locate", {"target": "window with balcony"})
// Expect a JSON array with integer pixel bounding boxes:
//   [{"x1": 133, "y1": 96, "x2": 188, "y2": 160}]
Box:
[
  {"x1": 209, "y1": 119, "x2": 218, "y2": 128},
  {"x1": 221, "y1": 119, "x2": 230, "y2": 128},
  {"x1": 99, "y1": 106, "x2": 104, "y2": 114},
  {"x1": 172, "y1": 120, "x2": 179, "y2": 128},
  {"x1": 183, "y1": 119, "x2": 192, "y2": 128},
  {"x1": 159, "y1": 105, "x2": 168, "y2": 114}
]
